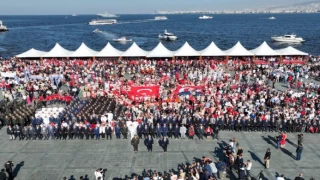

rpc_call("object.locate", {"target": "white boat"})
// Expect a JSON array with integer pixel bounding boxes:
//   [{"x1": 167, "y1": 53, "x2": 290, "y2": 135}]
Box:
[
  {"x1": 158, "y1": 29, "x2": 177, "y2": 41},
  {"x1": 0, "y1": 20, "x2": 8, "y2": 32},
  {"x1": 97, "y1": 12, "x2": 118, "y2": 18},
  {"x1": 93, "y1": 29, "x2": 102, "y2": 33},
  {"x1": 155, "y1": 16, "x2": 168, "y2": 20},
  {"x1": 269, "y1": 17, "x2": 276, "y2": 20},
  {"x1": 199, "y1": 15, "x2": 213, "y2": 19},
  {"x1": 113, "y1": 37, "x2": 132, "y2": 43},
  {"x1": 271, "y1": 34, "x2": 305, "y2": 43},
  {"x1": 72, "y1": 14, "x2": 77, "y2": 17},
  {"x1": 89, "y1": 19, "x2": 117, "y2": 25}
]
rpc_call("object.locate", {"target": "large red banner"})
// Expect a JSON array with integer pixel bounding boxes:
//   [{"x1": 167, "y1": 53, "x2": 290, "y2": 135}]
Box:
[
  {"x1": 174, "y1": 85, "x2": 205, "y2": 95},
  {"x1": 129, "y1": 85, "x2": 160, "y2": 97}
]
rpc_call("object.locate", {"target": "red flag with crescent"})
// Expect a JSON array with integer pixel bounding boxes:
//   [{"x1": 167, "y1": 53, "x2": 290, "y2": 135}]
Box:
[{"x1": 129, "y1": 85, "x2": 160, "y2": 97}]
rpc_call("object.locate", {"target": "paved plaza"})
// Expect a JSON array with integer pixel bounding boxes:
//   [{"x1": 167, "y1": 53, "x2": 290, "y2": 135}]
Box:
[{"x1": 0, "y1": 128, "x2": 319, "y2": 180}]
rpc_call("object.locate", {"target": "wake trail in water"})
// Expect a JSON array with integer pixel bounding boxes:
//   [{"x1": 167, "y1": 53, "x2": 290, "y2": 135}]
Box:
[
  {"x1": 116, "y1": 19, "x2": 155, "y2": 25},
  {"x1": 9, "y1": 23, "x2": 87, "y2": 30}
]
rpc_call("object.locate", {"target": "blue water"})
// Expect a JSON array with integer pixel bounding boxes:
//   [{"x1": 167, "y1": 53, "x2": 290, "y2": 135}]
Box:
[{"x1": 0, "y1": 14, "x2": 320, "y2": 57}]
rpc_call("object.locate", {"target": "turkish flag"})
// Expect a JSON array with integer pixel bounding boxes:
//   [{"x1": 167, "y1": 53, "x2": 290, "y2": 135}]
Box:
[{"x1": 129, "y1": 85, "x2": 160, "y2": 97}]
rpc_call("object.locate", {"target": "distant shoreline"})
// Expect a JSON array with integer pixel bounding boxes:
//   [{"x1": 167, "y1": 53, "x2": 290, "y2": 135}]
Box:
[{"x1": 0, "y1": 12, "x2": 320, "y2": 16}]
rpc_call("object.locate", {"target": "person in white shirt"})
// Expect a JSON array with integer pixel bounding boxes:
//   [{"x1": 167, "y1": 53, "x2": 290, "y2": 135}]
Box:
[
  {"x1": 246, "y1": 160, "x2": 252, "y2": 177},
  {"x1": 276, "y1": 174, "x2": 285, "y2": 180},
  {"x1": 94, "y1": 168, "x2": 104, "y2": 180}
]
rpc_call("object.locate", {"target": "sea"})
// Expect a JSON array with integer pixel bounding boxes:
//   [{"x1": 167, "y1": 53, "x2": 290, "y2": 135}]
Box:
[{"x1": 0, "y1": 13, "x2": 320, "y2": 57}]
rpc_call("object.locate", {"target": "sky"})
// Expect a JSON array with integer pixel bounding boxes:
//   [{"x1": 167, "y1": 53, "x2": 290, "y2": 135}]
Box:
[{"x1": 0, "y1": 0, "x2": 312, "y2": 15}]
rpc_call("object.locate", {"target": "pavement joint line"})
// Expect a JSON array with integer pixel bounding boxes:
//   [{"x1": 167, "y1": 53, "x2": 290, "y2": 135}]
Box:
[
  {"x1": 129, "y1": 153, "x2": 137, "y2": 175},
  {"x1": 163, "y1": 152, "x2": 168, "y2": 171}
]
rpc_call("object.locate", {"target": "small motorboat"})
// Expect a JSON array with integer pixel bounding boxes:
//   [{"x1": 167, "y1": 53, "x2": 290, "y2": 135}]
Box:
[
  {"x1": 93, "y1": 29, "x2": 102, "y2": 33},
  {"x1": 158, "y1": 29, "x2": 177, "y2": 41},
  {"x1": 269, "y1": 17, "x2": 276, "y2": 20},
  {"x1": 199, "y1": 15, "x2": 213, "y2": 19},
  {"x1": 0, "y1": 20, "x2": 8, "y2": 32},
  {"x1": 271, "y1": 34, "x2": 305, "y2": 43},
  {"x1": 113, "y1": 36, "x2": 132, "y2": 43}
]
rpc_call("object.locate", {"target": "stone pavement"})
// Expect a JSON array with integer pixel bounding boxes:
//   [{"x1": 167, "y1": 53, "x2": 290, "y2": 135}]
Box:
[{"x1": 0, "y1": 128, "x2": 319, "y2": 180}]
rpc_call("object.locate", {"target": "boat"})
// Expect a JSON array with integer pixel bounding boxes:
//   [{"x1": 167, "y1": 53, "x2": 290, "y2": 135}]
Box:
[
  {"x1": 72, "y1": 14, "x2": 77, "y2": 16},
  {"x1": 269, "y1": 17, "x2": 276, "y2": 20},
  {"x1": 0, "y1": 20, "x2": 8, "y2": 32},
  {"x1": 271, "y1": 34, "x2": 305, "y2": 43},
  {"x1": 93, "y1": 29, "x2": 103, "y2": 33},
  {"x1": 199, "y1": 15, "x2": 213, "y2": 19},
  {"x1": 158, "y1": 29, "x2": 177, "y2": 41},
  {"x1": 113, "y1": 37, "x2": 132, "y2": 43},
  {"x1": 155, "y1": 16, "x2": 168, "y2": 20},
  {"x1": 97, "y1": 12, "x2": 118, "y2": 18},
  {"x1": 89, "y1": 19, "x2": 117, "y2": 25}
]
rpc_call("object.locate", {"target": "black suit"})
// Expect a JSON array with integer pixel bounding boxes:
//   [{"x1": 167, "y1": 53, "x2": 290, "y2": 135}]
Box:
[
  {"x1": 160, "y1": 138, "x2": 169, "y2": 152},
  {"x1": 294, "y1": 177, "x2": 305, "y2": 180},
  {"x1": 105, "y1": 126, "x2": 112, "y2": 140},
  {"x1": 144, "y1": 138, "x2": 154, "y2": 152}
]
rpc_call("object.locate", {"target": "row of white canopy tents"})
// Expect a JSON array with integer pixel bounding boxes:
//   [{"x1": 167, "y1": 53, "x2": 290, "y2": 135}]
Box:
[{"x1": 16, "y1": 41, "x2": 308, "y2": 58}]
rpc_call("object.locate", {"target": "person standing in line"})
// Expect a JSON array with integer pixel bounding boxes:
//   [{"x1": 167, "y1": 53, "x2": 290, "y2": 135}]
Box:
[
  {"x1": 131, "y1": 135, "x2": 140, "y2": 152},
  {"x1": 105, "y1": 124, "x2": 112, "y2": 140},
  {"x1": 121, "y1": 124, "x2": 128, "y2": 139},
  {"x1": 296, "y1": 144, "x2": 303, "y2": 161},
  {"x1": 144, "y1": 134, "x2": 154, "y2": 152},
  {"x1": 115, "y1": 124, "x2": 121, "y2": 139},
  {"x1": 179, "y1": 125, "x2": 186, "y2": 139},
  {"x1": 160, "y1": 136, "x2": 169, "y2": 152},
  {"x1": 264, "y1": 148, "x2": 271, "y2": 169},
  {"x1": 7, "y1": 125, "x2": 14, "y2": 140}
]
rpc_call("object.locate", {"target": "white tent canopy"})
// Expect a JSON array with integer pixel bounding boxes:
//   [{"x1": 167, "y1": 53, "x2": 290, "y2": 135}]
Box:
[
  {"x1": 43, "y1": 43, "x2": 73, "y2": 58},
  {"x1": 16, "y1": 48, "x2": 47, "y2": 58},
  {"x1": 250, "y1": 41, "x2": 280, "y2": 56},
  {"x1": 69, "y1": 43, "x2": 98, "y2": 57},
  {"x1": 275, "y1": 46, "x2": 308, "y2": 56},
  {"x1": 147, "y1": 42, "x2": 173, "y2": 58},
  {"x1": 95, "y1": 42, "x2": 123, "y2": 57},
  {"x1": 121, "y1": 42, "x2": 148, "y2": 57},
  {"x1": 224, "y1": 41, "x2": 254, "y2": 56},
  {"x1": 174, "y1": 42, "x2": 200, "y2": 57},
  {"x1": 200, "y1": 42, "x2": 226, "y2": 56}
]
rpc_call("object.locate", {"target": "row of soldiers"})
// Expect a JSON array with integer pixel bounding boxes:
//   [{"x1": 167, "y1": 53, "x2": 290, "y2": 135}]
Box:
[
  {"x1": 7, "y1": 123, "x2": 122, "y2": 140},
  {"x1": 0, "y1": 101, "x2": 35, "y2": 126},
  {"x1": 215, "y1": 118, "x2": 320, "y2": 133}
]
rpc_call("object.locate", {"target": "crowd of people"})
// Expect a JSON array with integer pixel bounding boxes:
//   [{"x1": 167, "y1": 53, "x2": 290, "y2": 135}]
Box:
[
  {"x1": 1, "y1": 57, "x2": 320, "y2": 139},
  {"x1": 0, "y1": 56, "x2": 320, "y2": 179}
]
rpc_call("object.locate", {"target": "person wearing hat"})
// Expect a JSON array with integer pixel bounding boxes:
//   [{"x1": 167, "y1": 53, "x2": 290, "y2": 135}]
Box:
[
  {"x1": 131, "y1": 135, "x2": 140, "y2": 152},
  {"x1": 121, "y1": 124, "x2": 128, "y2": 139}
]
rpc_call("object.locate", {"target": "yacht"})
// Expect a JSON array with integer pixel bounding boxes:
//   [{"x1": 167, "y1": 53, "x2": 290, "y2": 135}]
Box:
[
  {"x1": 93, "y1": 29, "x2": 103, "y2": 33},
  {"x1": 72, "y1": 14, "x2": 77, "y2": 17},
  {"x1": 155, "y1": 16, "x2": 168, "y2": 20},
  {"x1": 89, "y1": 19, "x2": 117, "y2": 25},
  {"x1": 199, "y1": 15, "x2": 213, "y2": 19},
  {"x1": 0, "y1": 21, "x2": 8, "y2": 32},
  {"x1": 97, "y1": 12, "x2": 118, "y2": 18},
  {"x1": 271, "y1": 34, "x2": 305, "y2": 43},
  {"x1": 269, "y1": 17, "x2": 276, "y2": 20},
  {"x1": 158, "y1": 29, "x2": 177, "y2": 41},
  {"x1": 113, "y1": 37, "x2": 132, "y2": 43}
]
